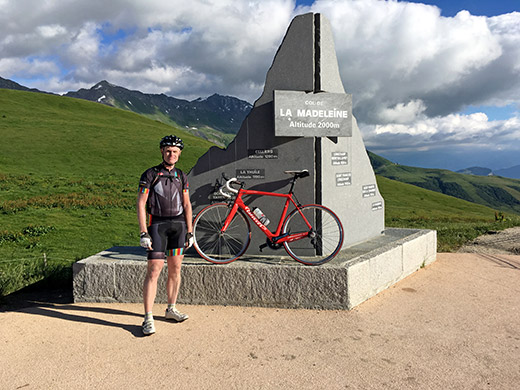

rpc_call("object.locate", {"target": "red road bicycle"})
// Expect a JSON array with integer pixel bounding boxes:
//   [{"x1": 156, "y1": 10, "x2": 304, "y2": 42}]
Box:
[{"x1": 192, "y1": 170, "x2": 344, "y2": 265}]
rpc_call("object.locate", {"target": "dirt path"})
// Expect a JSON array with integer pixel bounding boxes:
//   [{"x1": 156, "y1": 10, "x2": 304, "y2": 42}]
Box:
[
  {"x1": 458, "y1": 226, "x2": 520, "y2": 255},
  {"x1": 2, "y1": 228, "x2": 520, "y2": 389},
  {"x1": 2, "y1": 252, "x2": 520, "y2": 389}
]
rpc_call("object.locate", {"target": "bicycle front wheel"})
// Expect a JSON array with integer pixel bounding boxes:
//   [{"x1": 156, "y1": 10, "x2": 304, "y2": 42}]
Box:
[
  {"x1": 193, "y1": 203, "x2": 251, "y2": 264},
  {"x1": 282, "y1": 204, "x2": 343, "y2": 265}
]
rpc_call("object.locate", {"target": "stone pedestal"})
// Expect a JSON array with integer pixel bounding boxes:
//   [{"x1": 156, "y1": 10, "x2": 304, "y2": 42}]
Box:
[{"x1": 73, "y1": 228, "x2": 437, "y2": 309}]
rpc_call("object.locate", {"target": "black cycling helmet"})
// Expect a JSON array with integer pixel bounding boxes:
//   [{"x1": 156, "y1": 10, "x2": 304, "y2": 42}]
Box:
[{"x1": 160, "y1": 135, "x2": 184, "y2": 150}]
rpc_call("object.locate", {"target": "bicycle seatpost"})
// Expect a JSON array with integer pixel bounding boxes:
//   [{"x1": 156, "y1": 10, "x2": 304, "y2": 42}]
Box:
[
  {"x1": 288, "y1": 175, "x2": 297, "y2": 194},
  {"x1": 284, "y1": 170, "x2": 309, "y2": 194}
]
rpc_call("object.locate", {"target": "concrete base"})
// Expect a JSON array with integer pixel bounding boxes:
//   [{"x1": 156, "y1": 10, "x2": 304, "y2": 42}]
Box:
[{"x1": 73, "y1": 228, "x2": 436, "y2": 310}]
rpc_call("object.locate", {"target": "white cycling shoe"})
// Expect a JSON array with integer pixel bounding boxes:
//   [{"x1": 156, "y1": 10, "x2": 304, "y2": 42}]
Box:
[
  {"x1": 142, "y1": 318, "x2": 156, "y2": 335},
  {"x1": 165, "y1": 307, "x2": 189, "y2": 322}
]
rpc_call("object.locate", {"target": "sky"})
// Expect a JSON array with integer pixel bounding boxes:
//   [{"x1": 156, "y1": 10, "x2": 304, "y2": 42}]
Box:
[{"x1": 1, "y1": 0, "x2": 519, "y2": 171}]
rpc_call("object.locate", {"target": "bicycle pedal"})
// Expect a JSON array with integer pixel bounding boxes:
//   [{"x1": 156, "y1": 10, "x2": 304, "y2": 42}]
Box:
[{"x1": 259, "y1": 243, "x2": 268, "y2": 252}]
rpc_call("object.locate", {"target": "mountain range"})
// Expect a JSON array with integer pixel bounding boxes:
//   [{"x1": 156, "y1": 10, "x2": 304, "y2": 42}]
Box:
[
  {"x1": 0, "y1": 77, "x2": 252, "y2": 146},
  {"x1": 0, "y1": 76, "x2": 53, "y2": 94},
  {"x1": 457, "y1": 166, "x2": 520, "y2": 180},
  {"x1": 1, "y1": 76, "x2": 519, "y2": 179},
  {"x1": 369, "y1": 152, "x2": 520, "y2": 215},
  {"x1": 2, "y1": 85, "x2": 520, "y2": 217}
]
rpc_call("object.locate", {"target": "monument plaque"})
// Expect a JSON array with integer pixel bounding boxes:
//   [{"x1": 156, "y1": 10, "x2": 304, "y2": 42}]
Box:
[
  {"x1": 236, "y1": 168, "x2": 265, "y2": 180},
  {"x1": 274, "y1": 90, "x2": 352, "y2": 137},
  {"x1": 248, "y1": 149, "x2": 279, "y2": 159},
  {"x1": 362, "y1": 184, "x2": 377, "y2": 198},
  {"x1": 371, "y1": 201, "x2": 383, "y2": 211},
  {"x1": 335, "y1": 172, "x2": 352, "y2": 187},
  {"x1": 331, "y1": 152, "x2": 348, "y2": 165}
]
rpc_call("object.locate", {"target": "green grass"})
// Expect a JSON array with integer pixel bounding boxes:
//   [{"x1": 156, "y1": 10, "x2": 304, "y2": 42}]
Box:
[
  {"x1": 369, "y1": 151, "x2": 520, "y2": 215},
  {"x1": 0, "y1": 89, "x2": 213, "y2": 176},
  {"x1": 378, "y1": 176, "x2": 520, "y2": 251},
  {"x1": 0, "y1": 89, "x2": 215, "y2": 296},
  {"x1": 0, "y1": 175, "x2": 138, "y2": 296},
  {"x1": 1, "y1": 88, "x2": 520, "y2": 297}
]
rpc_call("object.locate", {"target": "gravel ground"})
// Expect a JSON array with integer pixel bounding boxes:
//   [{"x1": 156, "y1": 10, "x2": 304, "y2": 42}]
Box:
[
  {"x1": 458, "y1": 226, "x2": 520, "y2": 255},
  {"x1": 1, "y1": 252, "x2": 519, "y2": 389},
  {"x1": 1, "y1": 229, "x2": 519, "y2": 389}
]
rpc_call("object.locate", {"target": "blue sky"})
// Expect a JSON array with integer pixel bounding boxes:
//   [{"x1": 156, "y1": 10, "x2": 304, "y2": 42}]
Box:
[
  {"x1": 297, "y1": 0, "x2": 519, "y2": 17},
  {"x1": 1, "y1": 0, "x2": 519, "y2": 171},
  {"x1": 404, "y1": 0, "x2": 519, "y2": 17}
]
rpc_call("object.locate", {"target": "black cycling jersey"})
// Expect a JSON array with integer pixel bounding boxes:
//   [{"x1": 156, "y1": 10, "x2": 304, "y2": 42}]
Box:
[{"x1": 139, "y1": 164, "x2": 189, "y2": 217}]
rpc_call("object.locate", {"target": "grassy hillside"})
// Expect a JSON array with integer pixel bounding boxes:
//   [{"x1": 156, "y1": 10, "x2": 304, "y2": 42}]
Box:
[
  {"x1": 0, "y1": 88, "x2": 519, "y2": 297},
  {"x1": 0, "y1": 89, "x2": 214, "y2": 176},
  {"x1": 118, "y1": 107, "x2": 235, "y2": 147},
  {"x1": 378, "y1": 176, "x2": 518, "y2": 251},
  {"x1": 369, "y1": 151, "x2": 520, "y2": 215},
  {"x1": 0, "y1": 89, "x2": 215, "y2": 296}
]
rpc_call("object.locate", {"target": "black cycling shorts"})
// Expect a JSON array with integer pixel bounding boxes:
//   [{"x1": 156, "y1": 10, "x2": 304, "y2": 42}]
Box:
[{"x1": 147, "y1": 215, "x2": 187, "y2": 260}]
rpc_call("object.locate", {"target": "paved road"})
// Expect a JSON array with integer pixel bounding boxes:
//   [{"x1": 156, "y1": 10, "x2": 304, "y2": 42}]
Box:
[{"x1": 1, "y1": 253, "x2": 519, "y2": 389}]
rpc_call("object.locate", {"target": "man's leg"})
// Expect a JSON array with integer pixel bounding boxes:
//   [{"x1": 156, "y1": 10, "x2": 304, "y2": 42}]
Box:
[
  {"x1": 165, "y1": 253, "x2": 188, "y2": 321},
  {"x1": 166, "y1": 254, "x2": 183, "y2": 305},
  {"x1": 143, "y1": 259, "x2": 164, "y2": 313},
  {"x1": 142, "y1": 259, "x2": 164, "y2": 335}
]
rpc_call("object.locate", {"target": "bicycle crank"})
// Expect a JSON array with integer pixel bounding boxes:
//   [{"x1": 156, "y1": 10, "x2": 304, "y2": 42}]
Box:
[{"x1": 259, "y1": 238, "x2": 283, "y2": 252}]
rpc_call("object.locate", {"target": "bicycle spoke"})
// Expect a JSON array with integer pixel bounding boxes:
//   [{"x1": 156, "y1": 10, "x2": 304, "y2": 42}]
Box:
[
  {"x1": 282, "y1": 205, "x2": 343, "y2": 265},
  {"x1": 193, "y1": 204, "x2": 251, "y2": 263}
]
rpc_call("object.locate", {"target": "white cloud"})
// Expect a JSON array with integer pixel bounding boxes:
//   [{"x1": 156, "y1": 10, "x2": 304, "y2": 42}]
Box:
[
  {"x1": 64, "y1": 22, "x2": 100, "y2": 64},
  {"x1": 104, "y1": 64, "x2": 210, "y2": 99},
  {"x1": 0, "y1": 57, "x2": 61, "y2": 78},
  {"x1": 312, "y1": 0, "x2": 507, "y2": 122},
  {"x1": 378, "y1": 100, "x2": 427, "y2": 124},
  {"x1": 364, "y1": 111, "x2": 520, "y2": 154},
  {"x1": 0, "y1": 0, "x2": 295, "y2": 101},
  {"x1": 37, "y1": 24, "x2": 67, "y2": 39},
  {"x1": 1, "y1": 0, "x2": 519, "y2": 168}
]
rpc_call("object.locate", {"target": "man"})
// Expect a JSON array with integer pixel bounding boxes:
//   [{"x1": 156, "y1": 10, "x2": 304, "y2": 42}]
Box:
[{"x1": 137, "y1": 135, "x2": 193, "y2": 336}]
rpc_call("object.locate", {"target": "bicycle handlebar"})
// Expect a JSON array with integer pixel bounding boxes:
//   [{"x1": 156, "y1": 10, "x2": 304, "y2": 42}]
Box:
[
  {"x1": 217, "y1": 177, "x2": 241, "y2": 198},
  {"x1": 225, "y1": 178, "x2": 240, "y2": 194}
]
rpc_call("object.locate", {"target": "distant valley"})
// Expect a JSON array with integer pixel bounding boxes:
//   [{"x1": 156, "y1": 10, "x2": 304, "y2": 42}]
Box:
[
  {"x1": 369, "y1": 152, "x2": 520, "y2": 215},
  {"x1": 457, "y1": 166, "x2": 520, "y2": 180}
]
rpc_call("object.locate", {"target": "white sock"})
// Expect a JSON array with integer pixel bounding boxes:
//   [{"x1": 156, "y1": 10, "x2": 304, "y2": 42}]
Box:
[{"x1": 144, "y1": 312, "x2": 153, "y2": 321}]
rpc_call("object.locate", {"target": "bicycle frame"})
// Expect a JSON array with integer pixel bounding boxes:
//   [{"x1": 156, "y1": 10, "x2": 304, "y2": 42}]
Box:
[{"x1": 221, "y1": 188, "x2": 312, "y2": 244}]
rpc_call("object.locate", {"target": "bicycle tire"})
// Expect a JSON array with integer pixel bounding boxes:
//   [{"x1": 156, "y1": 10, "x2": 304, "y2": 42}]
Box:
[
  {"x1": 193, "y1": 203, "x2": 251, "y2": 264},
  {"x1": 282, "y1": 204, "x2": 343, "y2": 265}
]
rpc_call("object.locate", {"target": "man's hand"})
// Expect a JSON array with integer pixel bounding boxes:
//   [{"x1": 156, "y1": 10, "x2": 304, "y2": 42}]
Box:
[
  {"x1": 185, "y1": 232, "x2": 194, "y2": 249},
  {"x1": 140, "y1": 232, "x2": 153, "y2": 250}
]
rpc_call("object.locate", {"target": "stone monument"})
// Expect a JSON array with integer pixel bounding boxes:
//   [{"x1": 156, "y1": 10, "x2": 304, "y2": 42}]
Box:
[
  {"x1": 73, "y1": 13, "x2": 437, "y2": 310},
  {"x1": 188, "y1": 13, "x2": 384, "y2": 255}
]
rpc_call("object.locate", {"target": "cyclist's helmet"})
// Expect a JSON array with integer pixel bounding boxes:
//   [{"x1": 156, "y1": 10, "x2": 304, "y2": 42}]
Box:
[{"x1": 160, "y1": 135, "x2": 184, "y2": 150}]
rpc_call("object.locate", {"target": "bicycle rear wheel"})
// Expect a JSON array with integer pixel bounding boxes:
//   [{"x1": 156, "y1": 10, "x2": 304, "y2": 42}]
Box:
[
  {"x1": 282, "y1": 204, "x2": 343, "y2": 265},
  {"x1": 193, "y1": 203, "x2": 251, "y2": 264}
]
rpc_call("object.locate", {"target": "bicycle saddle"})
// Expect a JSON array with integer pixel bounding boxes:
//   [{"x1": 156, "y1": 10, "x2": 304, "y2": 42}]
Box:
[{"x1": 284, "y1": 169, "x2": 310, "y2": 179}]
